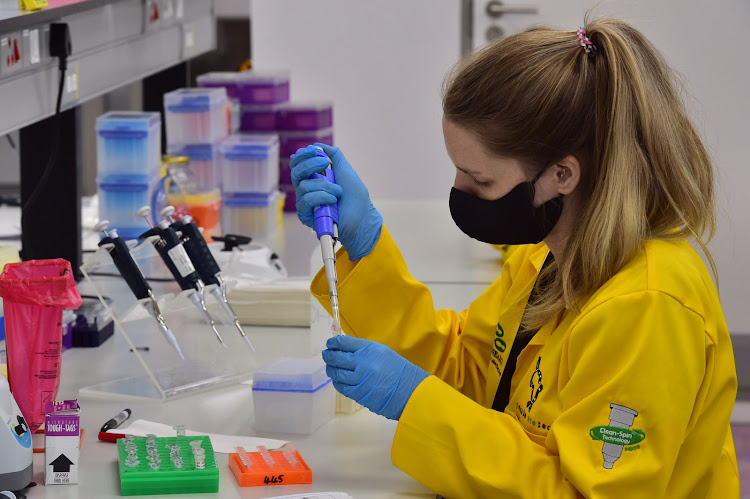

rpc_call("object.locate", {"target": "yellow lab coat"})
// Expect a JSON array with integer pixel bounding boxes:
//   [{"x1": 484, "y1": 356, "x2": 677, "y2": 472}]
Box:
[{"x1": 312, "y1": 226, "x2": 739, "y2": 498}]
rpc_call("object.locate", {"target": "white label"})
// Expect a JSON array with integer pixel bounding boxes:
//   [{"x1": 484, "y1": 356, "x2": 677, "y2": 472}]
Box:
[
  {"x1": 66, "y1": 72, "x2": 77, "y2": 94},
  {"x1": 168, "y1": 244, "x2": 195, "y2": 278},
  {"x1": 184, "y1": 26, "x2": 194, "y2": 50},
  {"x1": 175, "y1": 0, "x2": 184, "y2": 19},
  {"x1": 1, "y1": 38, "x2": 8, "y2": 48},
  {"x1": 28, "y1": 29, "x2": 39, "y2": 64}
]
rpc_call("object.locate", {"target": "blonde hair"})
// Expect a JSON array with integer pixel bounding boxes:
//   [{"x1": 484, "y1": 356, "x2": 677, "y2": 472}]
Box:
[{"x1": 442, "y1": 17, "x2": 717, "y2": 328}]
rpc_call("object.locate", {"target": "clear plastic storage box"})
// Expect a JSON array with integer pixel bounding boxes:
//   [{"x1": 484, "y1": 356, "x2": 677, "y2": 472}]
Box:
[
  {"x1": 164, "y1": 88, "x2": 228, "y2": 145},
  {"x1": 252, "y1": 357, "x2": 334, "y2": 434},
  {"x1": 167, "y1": 144, "x2": 220, "y2": 191},
  {"x1": 197, "y1": 71, "x2": 290, "y2": 105},
  {"x1": 220, "y1": 134, "x2": 280, "y2": 194},
  {"x1": 96, "y1": 112, "x2": 161, "y2": 183},
  {"x1": 239, "y1": 105, "x2": 280, "y2": 132},
  {"x1": 279, "y1": 128, "x2": 334, "y2": 159},
  {"x1": 221, "y1": 190, "x2": 284, "y2": 238},
  {"x1": 276, "y1": 102, "x2": 333, "y2": 131},
  {"x1": 98, "y1": 178, "x2": 151, "y2": 241}
]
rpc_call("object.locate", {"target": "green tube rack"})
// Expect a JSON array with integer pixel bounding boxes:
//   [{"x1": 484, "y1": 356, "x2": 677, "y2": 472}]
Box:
[{"x1": 117, "y1": 435, "x2": 219, "y2": 496}]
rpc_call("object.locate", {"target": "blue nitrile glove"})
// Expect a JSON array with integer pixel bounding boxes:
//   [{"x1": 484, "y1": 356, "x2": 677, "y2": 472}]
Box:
[
  {"x1": 290, "y1": 144, "x2": 383, "y2": 260},
  {"x1": 322, "y1": 335, "x2": 429, "y2": 420}
]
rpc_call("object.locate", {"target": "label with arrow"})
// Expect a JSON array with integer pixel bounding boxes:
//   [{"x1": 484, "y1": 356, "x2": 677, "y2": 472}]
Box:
[{"x1": 48, "y1": 454, "x2": 75, "y2": 483}]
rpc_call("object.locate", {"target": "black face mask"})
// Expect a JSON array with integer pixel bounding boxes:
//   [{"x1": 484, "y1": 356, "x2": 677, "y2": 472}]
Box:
[{"x1": 449, "y1": 174, "x2": 564, "y2": 245}]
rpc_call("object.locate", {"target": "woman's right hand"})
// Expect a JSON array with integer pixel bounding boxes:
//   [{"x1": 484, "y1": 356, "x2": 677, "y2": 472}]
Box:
[{"x1": 290, "y1": 144, "x2": 383, "y2": 260}]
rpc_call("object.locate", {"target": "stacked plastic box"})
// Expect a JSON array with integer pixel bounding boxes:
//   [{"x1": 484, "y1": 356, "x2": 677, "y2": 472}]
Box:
[
  {"x1": 219, "y1": 134, "x2": 282, "y2": 238},
  {"x1": 163, "y1": 88, "x2": 229, "y2": 235},
  {"x1": 276, "y1": 102, "x2": 334, "y2": 212},
  {"x1": 197, "y1": 71, "x2": 290, "y2": 133},
  {"x1": 96, "y1": 112, "x2": 161, "y2": 240}
]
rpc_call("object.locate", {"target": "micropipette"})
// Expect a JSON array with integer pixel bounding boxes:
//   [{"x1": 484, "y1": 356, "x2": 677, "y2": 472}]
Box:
[
  {"x1": 135, "y1": 207, "x2": 226, "y2": 347},
  {"x1": 160, "y1": 206, "x2": 255, "y2": 351},
  {"x1": 309, "y1": 147, "x2": 341, "y2": 335},
  {"x1": 94, "y1": 220, "x2": 184, "y2": 359}
]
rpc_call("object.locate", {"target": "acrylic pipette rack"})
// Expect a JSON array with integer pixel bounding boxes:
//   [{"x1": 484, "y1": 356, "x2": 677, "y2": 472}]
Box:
[
  {"x1": 79, "y1": 237, "x2": 257, "y2": 402},
  {"x1": 117, "y1": 435, "x2": 218, "y2": 495},
  {"x1": 229, "y1": 445, "x2": 312, "y2": 487}
]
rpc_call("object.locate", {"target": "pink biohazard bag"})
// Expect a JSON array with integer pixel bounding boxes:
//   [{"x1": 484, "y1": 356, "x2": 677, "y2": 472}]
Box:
[{"x1": 0, "y1": 259, "x2": 82, "y2": 432}]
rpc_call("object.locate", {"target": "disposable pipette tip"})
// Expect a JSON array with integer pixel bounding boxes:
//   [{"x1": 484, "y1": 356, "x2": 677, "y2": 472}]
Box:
[
  {"x1": 242, "y1": 333, "x2": 256, "y2": 352},
  {"x1": 331, "y1": 319, "x2": 341, "y2": 336},
  {"x1": 164, "y1": 329, "x2": 185, "y2": 360}
]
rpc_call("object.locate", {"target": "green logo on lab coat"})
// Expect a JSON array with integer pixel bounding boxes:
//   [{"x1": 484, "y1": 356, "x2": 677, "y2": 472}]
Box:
[{"x1": 589, "y1": 426, "x2": 646, "y2": 446}]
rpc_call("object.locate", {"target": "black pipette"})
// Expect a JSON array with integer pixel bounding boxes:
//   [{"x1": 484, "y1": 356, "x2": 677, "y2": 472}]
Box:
[
  {"x1": 159, "y1": 206, "x2": 255, "y2": 351},
  {"x1": 93, "y1": 220, "x2": 184, "y2": 359},
  {"x1": 135, "y1": 207, "x2": 226, "y2": 347}
]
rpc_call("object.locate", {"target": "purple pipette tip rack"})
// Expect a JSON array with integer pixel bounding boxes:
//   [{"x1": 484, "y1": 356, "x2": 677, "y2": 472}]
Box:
[{"x1": 311, "y1": 149, "x2": 338, "y2": 239}]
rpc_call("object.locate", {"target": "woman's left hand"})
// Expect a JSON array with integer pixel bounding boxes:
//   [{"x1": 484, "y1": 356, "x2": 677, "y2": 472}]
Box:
[{"x1": 322, "y1": 335, "x2": 429, "y2": 420}]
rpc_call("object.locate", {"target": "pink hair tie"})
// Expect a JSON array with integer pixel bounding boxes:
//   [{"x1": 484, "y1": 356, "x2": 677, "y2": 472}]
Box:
[{"x1": 577, "y1": 27, "x2": 597, "y2": 59}]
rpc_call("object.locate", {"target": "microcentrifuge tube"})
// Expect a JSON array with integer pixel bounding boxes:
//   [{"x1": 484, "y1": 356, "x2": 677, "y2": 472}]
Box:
[
  {"x1": 283, "y1": 445, "x2": 299, "y2": 466},
  {"x1": 149, "y1": 461, "x2": 160, "y2": 470},
  {"x1": 173, "y1": 458, "x2": 184, "y2": 469},
  {"x1": 173, "y1": 425, "x2": 186, "y2": 437},
  {"x1": 257, "y1": 446, "x2": 275, "y2": 467},
  {"x1": 189, "y1": 440, "x2": 202, "y2": 450},
  {"x1": 235, "y1": 446, "x2": 252, "y2": 468}
]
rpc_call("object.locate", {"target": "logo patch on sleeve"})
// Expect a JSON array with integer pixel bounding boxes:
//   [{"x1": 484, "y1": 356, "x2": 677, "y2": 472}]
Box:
[{"x1": 589, "y1": 404, "x2": 645, "y2": 469}]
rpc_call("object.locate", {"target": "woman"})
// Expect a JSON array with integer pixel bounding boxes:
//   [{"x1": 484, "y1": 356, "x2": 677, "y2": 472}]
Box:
[{"x1": 290, "y1": 18, "x2": 738, "y2": 498}]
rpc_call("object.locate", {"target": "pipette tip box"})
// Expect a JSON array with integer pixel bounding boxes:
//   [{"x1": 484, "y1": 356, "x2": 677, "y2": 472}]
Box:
[
  {"x1": 228, "y1": 447, "x2": 312, "y2": 487},
  {"x1": 197, "y1": 71, "x2": 290, "y2": 105},
  {"x1": 164, "y1": 88, "x2": 229, "y2": 145},
  {"x1": 251, "y1": 357, "x2": 335, "y2": 434},
  {"x1": 220, "y1": 134, "x2": 280, "y2": 194},
  {"x1": 96, "y1": 112, "x2": 161, "y2": 184},
  {"x1": 117, "y1": 435, "x2": 218, "y2": 496}
]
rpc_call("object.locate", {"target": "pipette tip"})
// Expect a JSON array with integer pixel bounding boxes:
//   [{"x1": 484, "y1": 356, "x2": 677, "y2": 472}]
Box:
[
  {"x1": 331, "y1": 320, "x2": 342, "y2": 335},
  {"x1": 242, "y1": 333, "x2": 256, "y2": 352},
  {"x1": 164, "y1": 329, "x2": 185, "y2": 360}
]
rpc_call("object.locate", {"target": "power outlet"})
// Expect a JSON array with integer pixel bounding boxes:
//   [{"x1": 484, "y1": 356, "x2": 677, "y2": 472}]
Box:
[{"x1": 0, "y1": 32, "x2": 24, "y2": 75}]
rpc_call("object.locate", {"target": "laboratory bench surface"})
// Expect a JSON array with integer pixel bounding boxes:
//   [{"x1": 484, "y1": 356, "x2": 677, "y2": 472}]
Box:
[
  {"x1": 15, "y1": 199, "x2": 750, "y2": 497},
  {"x1": 23, "y1": 200, "x2": 498, "y2": 499}
]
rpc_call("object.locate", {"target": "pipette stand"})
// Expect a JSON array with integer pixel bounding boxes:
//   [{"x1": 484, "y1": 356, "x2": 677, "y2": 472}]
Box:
[{"x1": 79, "y1": 237, "x2": 257, "y2": 402}]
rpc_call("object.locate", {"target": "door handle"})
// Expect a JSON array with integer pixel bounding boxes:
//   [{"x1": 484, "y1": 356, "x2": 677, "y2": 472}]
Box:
[{"x1": 486, "y1": 0, "x2": 538, "y2": 18}]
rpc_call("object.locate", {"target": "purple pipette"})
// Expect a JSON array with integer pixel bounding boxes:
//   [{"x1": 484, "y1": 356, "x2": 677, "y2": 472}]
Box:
[{"x1": 310, "y1": 147, "x2": 341, "y2": 334}]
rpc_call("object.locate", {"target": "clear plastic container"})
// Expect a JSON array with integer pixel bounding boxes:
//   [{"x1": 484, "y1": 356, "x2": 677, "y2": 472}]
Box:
[
  {"x1": 221, "y1": 190, "x2": 284, "y2": 238},
  {"x1": 96, "y1": 112, "x2": 161, "y2": 183},
  {"x1": 276, "y1": 102, "x2": 333, "y2": 131},
  {"x1": 166, "y1": 144, "x2": 220, "y2": 191},
  {"x1": 252, "y1": 357, "x2": 334, "y2": 434},
  {"x1": 98, "y1": 178, "x2": 151, "y2": 241},
  {"x1": 197, "y1": 71, "x2": 290, "y2": 105},
  {"x1": 220, "y1": 134, "x2": 280, "y2": 194},
  {"x1": 279, "y1": 128, "x2": 334, "y2": 159},
  {"x1": 164, "y1": 88, "x2": 229, "y2": 145},
  {"x1": 239, "y1": 104, "x2": 280, "y2": 132}
]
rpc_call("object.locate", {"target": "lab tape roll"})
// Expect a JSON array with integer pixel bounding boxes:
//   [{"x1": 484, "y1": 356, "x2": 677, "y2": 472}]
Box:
[{"x1": 601, "y1": 404, "x2": 639, "y2": 469}]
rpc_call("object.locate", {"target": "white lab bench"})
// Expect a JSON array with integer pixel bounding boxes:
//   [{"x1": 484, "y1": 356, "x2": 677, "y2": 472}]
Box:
[{"x1": 24, "y1": 200, "x2": 500, "y2": 498}]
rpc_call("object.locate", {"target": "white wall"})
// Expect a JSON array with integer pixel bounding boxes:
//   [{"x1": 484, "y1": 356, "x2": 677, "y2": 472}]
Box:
[
  {"x1": 251, "y1": 0, "x2": 461, "y2": 202},
  {"x1": 251, "y1": 0, "x2": 750, "y2": 333}
]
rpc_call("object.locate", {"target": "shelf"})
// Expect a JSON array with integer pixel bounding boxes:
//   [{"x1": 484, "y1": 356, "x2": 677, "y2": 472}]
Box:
[{"x1": 0, "y1": 0, "x2": 216, "y2": 136}]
